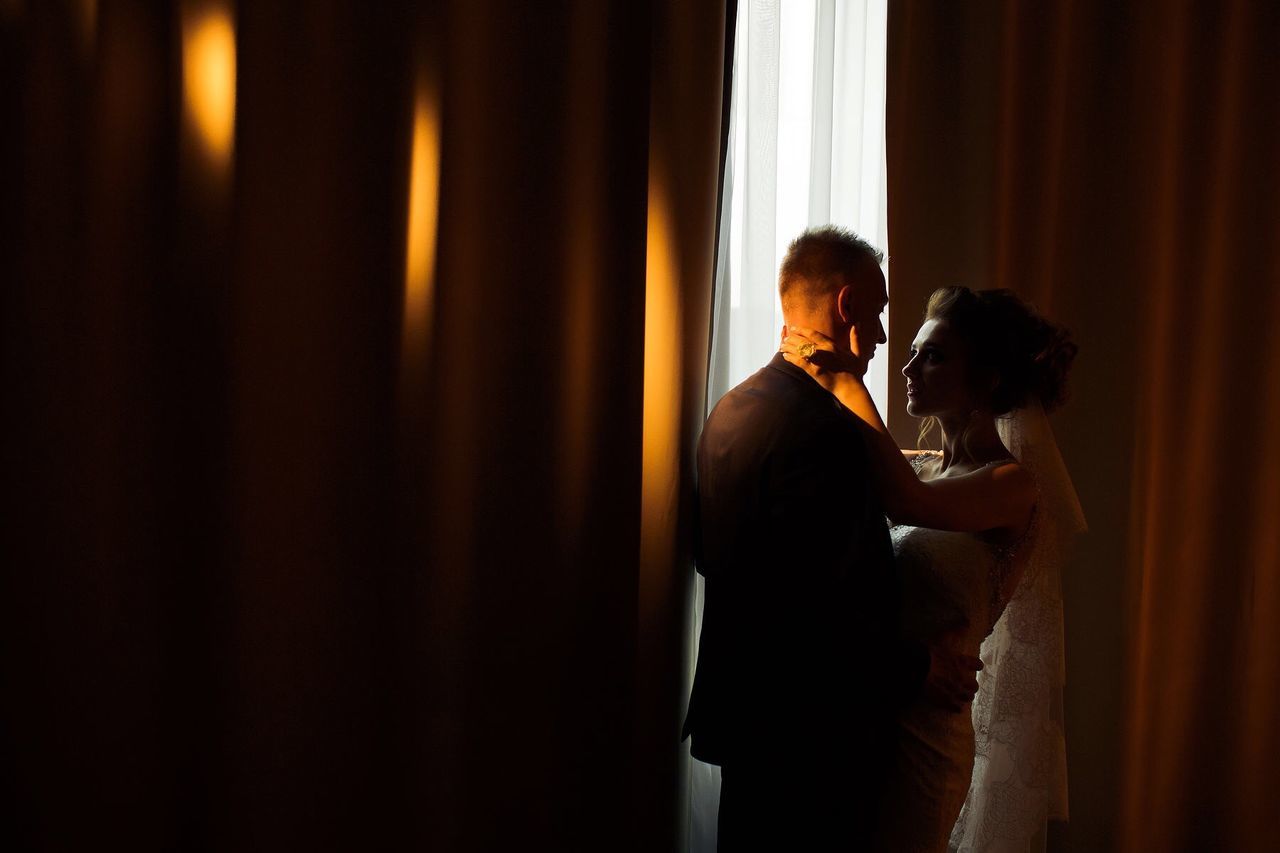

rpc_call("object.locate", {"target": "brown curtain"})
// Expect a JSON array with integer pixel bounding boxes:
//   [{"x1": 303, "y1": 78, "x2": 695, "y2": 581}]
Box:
[
  {"x1": 1, "y1": 1, "x2": 726, "y2": 850},
  {"x1": 888, "y1": 1, "x2": 1280, "y2": 850}
]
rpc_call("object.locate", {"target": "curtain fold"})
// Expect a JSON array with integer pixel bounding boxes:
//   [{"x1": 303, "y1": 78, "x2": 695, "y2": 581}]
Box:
[
  {"x1": 888, "y1": 2, "x2": 1280, "y2": 850},
  {"x1": 1, "y1": 1, "x2": 726, "y2": 850}
]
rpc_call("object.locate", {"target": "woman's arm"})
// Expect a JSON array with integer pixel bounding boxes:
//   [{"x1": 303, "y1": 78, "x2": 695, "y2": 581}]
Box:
[
  {"x1": 781, "y1": 328, "x2": 1035, "y2": 533},
  {"x1": 847, "y1": 401, "x2": 1033, "y2": 532}
]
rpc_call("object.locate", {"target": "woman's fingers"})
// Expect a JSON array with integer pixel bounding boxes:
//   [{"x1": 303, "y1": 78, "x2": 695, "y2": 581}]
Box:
[
  {"x1": 781, "y1": 333, "x2": 834, "y2": 353},
  {"x1": 787, "y1": 325, "x2": 835, "y2": 345},
  {"x1": 781, "y1": 351, "x2": 822, "y2": 376}
]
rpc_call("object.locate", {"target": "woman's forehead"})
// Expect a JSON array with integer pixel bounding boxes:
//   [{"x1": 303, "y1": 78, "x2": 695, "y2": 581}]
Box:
[{"x1": 912, "y1": 318, "x2": 956, "y2": 348}]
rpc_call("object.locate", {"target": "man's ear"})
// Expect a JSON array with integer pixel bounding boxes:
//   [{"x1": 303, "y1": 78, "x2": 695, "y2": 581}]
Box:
[{"x1": 835, "y1": 283, "x2": 854, "y2": 324}]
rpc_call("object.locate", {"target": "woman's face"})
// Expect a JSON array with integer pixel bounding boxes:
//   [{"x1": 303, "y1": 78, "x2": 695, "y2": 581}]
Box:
[{"x1": 901, "y1": 319, "x2": 980, "y2": 418}]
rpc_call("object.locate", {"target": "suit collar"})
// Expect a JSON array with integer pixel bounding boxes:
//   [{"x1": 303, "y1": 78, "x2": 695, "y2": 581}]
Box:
[
  {"x1": 764, "y1": 351, "x2": 854, "y2": 413},
  {"x1": 766, "y1": 351, "x2": 819, "y2": 388}
]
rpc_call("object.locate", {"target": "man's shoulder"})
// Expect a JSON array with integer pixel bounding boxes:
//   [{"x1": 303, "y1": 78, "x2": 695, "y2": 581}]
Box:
[
  {"x1": 712, "y1": 360, "x2": 826, "y2": 414},
  {"x1": 705, "y1": 365, "x2": 803, "y2": 437},
  {"x1": 703, "y1": 363, "x2": 859, "y2": 452}
]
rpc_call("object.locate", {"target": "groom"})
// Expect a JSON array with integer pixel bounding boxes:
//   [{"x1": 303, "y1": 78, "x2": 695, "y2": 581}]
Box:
[{"x1": 682, "y1": 226, "x2": 981, "y2": 849}]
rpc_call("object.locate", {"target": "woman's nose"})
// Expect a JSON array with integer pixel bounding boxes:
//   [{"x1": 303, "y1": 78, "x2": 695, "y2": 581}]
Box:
[{"x1": 902, "y1": 356, "x2": 917, "y2": 378}]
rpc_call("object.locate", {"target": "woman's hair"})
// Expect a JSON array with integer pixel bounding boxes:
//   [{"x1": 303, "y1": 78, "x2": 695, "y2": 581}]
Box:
[{"x1": 916, "y1": 286, "x2": 1077, "y2": 447}]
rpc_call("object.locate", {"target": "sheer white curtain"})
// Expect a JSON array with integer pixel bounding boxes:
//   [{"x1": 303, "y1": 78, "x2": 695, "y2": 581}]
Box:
[
  {"x1": 685, "y1": 1, "x2": 890, "y2": 850},
  {"x1": 705, "y1": 0, "x2": 890, "y2": 414}
]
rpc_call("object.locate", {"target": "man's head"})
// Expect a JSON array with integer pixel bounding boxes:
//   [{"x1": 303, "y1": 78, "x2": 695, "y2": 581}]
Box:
[{"x1": 779, "y1": 226, "x2": 888, "y2": 361}]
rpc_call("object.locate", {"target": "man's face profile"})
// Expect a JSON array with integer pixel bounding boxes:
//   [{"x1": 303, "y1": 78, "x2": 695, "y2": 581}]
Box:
[{"x1": 843, "y1": 263, "x2": 888, "y2": 363}]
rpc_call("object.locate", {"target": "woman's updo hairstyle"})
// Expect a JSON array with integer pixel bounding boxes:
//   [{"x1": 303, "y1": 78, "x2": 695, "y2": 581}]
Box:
[{"x1": 923, "y1": 286, "x2": 1077, "y2": 414}]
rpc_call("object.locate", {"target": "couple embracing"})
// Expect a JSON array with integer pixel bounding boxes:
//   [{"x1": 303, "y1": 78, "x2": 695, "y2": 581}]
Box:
[{"x1": 683, "y1": 227, "x2": 1084, "y2": 851}]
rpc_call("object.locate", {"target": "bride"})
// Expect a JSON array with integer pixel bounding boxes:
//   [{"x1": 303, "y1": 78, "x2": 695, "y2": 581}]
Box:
[{"x1": 781, "y1": 285, "x2": 1084, "y2": 853}]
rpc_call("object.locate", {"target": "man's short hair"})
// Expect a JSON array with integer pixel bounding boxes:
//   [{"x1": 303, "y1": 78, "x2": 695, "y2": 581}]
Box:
[{"x1": 778, "y1": 226, "x2": 885, "y2": 308}]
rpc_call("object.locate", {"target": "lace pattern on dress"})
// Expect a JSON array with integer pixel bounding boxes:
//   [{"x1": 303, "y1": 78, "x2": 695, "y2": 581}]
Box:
[
  {"x1": 948, "y1": 499, "x2": 1060, "y2": 853},
  {"x1": 988, "y1": 501, "x2": 1038, "y2": 636}
]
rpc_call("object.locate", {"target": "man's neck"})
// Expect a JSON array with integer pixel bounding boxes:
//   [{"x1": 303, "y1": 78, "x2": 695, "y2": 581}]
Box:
[{"x1": 783, "y1": 314, "x2": 846, "y2": 354}]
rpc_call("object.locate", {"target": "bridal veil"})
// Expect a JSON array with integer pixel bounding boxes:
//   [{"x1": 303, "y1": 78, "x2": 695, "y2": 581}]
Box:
[{"x1": 949, "y1": 402, "x2": 1087, "y2": 853}]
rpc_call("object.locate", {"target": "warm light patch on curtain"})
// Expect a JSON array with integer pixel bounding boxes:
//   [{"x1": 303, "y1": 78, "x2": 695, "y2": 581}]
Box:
[
  {"x1": 75, "y1": 0, "x2": 96, "y2": 53},
  {"x1": 640, "y1": 171, "x2": 682, "y2": 602},
  {"x1": 557, "y1": 182, "x2": 600, "y2": 542},
  {"x1": 182, "y1": 4, "x2": 236, "y2": 170},
  {"x1": 553, "y1": 3, "x2": 609, "y2": 546},
  {"x1": 403, "y1": 74, "x2": 442, "y2": 354}
]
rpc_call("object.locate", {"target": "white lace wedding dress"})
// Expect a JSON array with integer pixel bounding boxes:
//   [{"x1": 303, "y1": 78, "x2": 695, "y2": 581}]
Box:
[
  {"x1": 877, "y1": 407, "x2": 1084, "y2": 853},
  {"x1": 873, "y1": 453, "x2": 1029, "y2": 853}
]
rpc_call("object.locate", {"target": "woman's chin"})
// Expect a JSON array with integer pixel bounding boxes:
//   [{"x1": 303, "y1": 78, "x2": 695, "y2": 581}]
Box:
[{"x1": 906, "y1": 399, "x2": 938, "y2": 418}]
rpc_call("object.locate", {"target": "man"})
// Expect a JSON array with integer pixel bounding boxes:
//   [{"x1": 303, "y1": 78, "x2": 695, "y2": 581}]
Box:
[{"x1": 682, "y1": 226, "x2": 981, "y2": 850}]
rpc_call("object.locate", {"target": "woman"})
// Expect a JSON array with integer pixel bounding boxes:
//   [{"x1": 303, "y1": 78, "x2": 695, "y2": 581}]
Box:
[{"x1": 780, "y1": 286, "x2": 1084, "y2": 853}]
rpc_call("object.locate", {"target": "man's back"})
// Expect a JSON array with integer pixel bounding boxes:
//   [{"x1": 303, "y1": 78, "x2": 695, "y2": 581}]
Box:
[{"x1": 683, "y1": 354, "x2": 905, "y2": 770}]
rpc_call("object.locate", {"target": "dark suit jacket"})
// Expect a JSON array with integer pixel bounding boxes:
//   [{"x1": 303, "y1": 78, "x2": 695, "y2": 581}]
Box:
[{"x1": 682, "y1": 354, "x2": 928, "y2": 771}]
